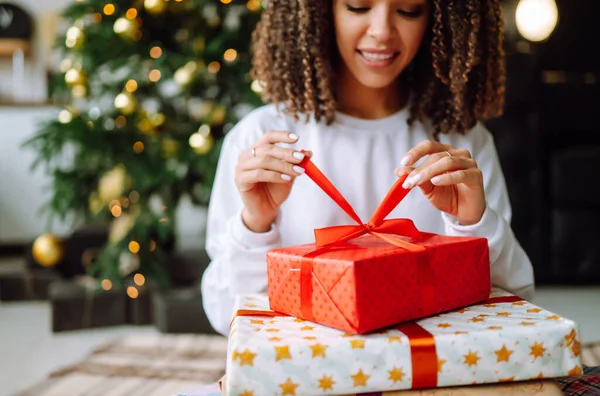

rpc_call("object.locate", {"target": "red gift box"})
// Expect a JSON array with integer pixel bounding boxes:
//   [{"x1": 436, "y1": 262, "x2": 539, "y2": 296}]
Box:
[{"x1": 266, "y1": 156, "x2": 491, "y2": 334}]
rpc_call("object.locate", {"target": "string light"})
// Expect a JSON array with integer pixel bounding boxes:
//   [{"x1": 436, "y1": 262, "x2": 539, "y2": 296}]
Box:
[
  {"x1": 58, "y1": 110, "x2": 73, "y2": 124},
  {"x1": 133, "y1": 141, "x2": 145, "y2": 153},
  {"x1": 125, "y1": 80, "x2": 138, "y2": 92},
  {"x1": 120, "y1": 197, "x2": 130, "y2": 208},
  {"x1": 133, "y1": 273, "x2": 145, "y2": 286},
  {"x1": 246, "y1": 0, "x2": 261, "y2": 11},
  {"x1": 251, "y1": 80, "x2": 265, "y2": 93},
  {"x1": 126, "y1": 8, "x2": 138, "y2": 19},
  {"x1": 109, "y1": 199, "x2": 121, "y2": 209},
  {"x1": 223, "y1": 49, "x2": 237, "y2": 62},
  {"x1": 116, "y1": 116, "x2": 127, "y2": 128},
  {"x1": 129, "y1": 241, "x2": 140, "y2": 254},
  {"x1": 129, "y1": 191, "x2": 140, "y2": 203},
  {"x1": 198, "y1": 124, "x2": 210, "y2": 136},
  {"x1": 111, "y1": 205, "x2": 122, "y2": 217},
  {"x1": 101, "y1": 279, "x2": 113, "y2": 291},
  {"x1": 103, "y1": 4, "x2": 116, "y2": 15},
  {"x1": 149, "y1": 240, "x2": 156, "y2": 252},
  {"x1": 220, "y1": 0, "x2": 232, "y2": 3},
  {"x1": 150, "y1": 46, "x2": 163, "y2": 59},
  {"x1": 127, "y1": 286, "x2": 139, "y2": 299},
  {"x1": 149, "y1": 69, "x2": 162, "y2": 82},
  {"x1": 92, "y1": 13, "x2": 103, "y2": 23},
  {"x1": 208, "y1": 61, "x2": 221, "y2": 73}
]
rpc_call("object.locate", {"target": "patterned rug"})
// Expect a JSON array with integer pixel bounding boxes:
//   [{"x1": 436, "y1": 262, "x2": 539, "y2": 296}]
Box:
[
  {"x1": 16, "y1": 334, "x2": 600, "y2": 396},
  {"x1": 16, "y1": 334, "x2": 228, "y2": 396}
]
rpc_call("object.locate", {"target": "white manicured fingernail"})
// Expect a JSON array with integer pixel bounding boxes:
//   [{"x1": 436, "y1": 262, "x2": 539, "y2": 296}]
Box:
[
  {"x1": 400, "y1": 155, "x2": 411, "y2": 166},
  {"x1": 402, "y1": 174, "x2": 421, "y2": 189},
  {"x1": 281, "y1": 174, "x2": 292, "y2": 181},
  {"x1": 292, "y1": 151, "x2": 305, "y2": 160},
  {"x1": 431, "y1": 176, "x2": 442, "y2": 184},
  {"x1": 289, "y1": 133, "x2": 299, "y2": 141},
  {"x1": 293, "y1": 165, "x2": 305, "y2": 174},
  {"x1": 408, "y1": 174, "x2": 421, "y2": 186}
]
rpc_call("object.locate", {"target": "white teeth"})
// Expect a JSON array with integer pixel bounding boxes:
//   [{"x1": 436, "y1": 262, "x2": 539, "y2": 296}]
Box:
[{"x1": 361, "y1": 51, "x2": 395, "y2": 61}]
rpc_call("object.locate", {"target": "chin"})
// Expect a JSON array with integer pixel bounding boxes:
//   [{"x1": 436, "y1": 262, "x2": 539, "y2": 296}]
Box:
[{"x1": 355, "y1": 74, "x2": 401, "y2": 90}]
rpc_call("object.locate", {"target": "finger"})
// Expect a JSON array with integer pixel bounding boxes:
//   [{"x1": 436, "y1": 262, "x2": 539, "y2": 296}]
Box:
[
  {"x1": 403, "y1": 156, "x2": 477, "y2": 189},
  {"x1": 256, "y1": 130, "x2": 300, "y2": 146},
  {"x1": 400, "y1": 140, "x2": 451, "y2": 167},
  {"x1": 400, "y1": 149, "x2": 475, "y2": 187},
  {"x1": 236, "y1": 169, "x2": 294, "y2": 192},
  {"x1": 429, "y1": 168, "x2": 483, "y2": 188},
  {"x1": 242, "y1": 145, "x2": 308, "y2": 165},
  {"x1": 399, "y1": 151, "x2": 449, "y2": 188},
  {"x1": 242, "y1": 154, "x2": 306, "y2": 177}
]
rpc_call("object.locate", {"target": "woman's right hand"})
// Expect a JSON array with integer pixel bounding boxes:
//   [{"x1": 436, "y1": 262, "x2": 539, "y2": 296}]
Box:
[{"x1": 235, "y1": 130, "x2": 311, "y2": 233}]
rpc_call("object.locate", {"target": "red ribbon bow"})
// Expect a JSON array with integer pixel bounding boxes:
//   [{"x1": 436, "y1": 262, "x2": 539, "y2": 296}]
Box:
[{"x1": 300, "y1": 153, "x2": 425, "y2": 251}]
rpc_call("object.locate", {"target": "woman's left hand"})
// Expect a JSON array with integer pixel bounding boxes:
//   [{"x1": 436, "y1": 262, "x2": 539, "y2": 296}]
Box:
[{"x1": 395, "y1": 140, "x2": 486, "y2": 226}]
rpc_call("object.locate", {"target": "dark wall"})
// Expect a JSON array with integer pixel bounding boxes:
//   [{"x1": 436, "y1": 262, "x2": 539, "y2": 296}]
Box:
[{"x1": 486, "y1": 0, "x2": 600, "y2": 285}]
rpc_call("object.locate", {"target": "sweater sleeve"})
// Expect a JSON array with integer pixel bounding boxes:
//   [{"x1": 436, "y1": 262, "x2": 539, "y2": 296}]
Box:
[
  {"x1": 441, "y1": 123, "x2": 535, "y2": 301},
  {"x1": 200, "y1": 116, "x2": 283, "y2": 336}
]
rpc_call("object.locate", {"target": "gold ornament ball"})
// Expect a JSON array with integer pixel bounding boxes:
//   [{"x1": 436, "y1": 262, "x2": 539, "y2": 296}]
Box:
[
  {"x1": 65, "y1": 26, "x2": 86, "y2": 49},
  {"x1": 211, "y1": 106, "x2": 227, "y2": 125},
  {"x1": 65, "y1": 68, "x2": 87, "y2": 87},
  {"x1": 114, "y1": 17, "x2": 138, "y2": 39},
  {"x1": 114, "y1": 92, "x2": 137, "y2": 115},
  {"x1": 144, "y1": 0, "x2": 167, "y2": 14},
  {"x1": 72, "y1": 84, "x2": 87, "y2": 98},
  {"x1": 189, "y1": 132, "x2": 214, "y2": 155},
  {"x1": 32, "y1": 234, "x2": 64, "y2": 268}
]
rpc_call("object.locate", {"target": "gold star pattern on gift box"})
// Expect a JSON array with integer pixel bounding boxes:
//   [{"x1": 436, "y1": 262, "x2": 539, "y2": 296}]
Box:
[
  {"x1": 226, "y1": 289, "x2": 583, "y2": 395},
  {"x1": 318, "y1": 375, "x2": 335, "y2": 391}
]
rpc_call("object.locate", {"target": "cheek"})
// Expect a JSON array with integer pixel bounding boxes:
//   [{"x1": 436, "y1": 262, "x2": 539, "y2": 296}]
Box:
[
  {"x1": 399, "y1": 23, "x2": 428, "y2": 57},
  {"x1": 335, "y1": 21, "x2": 360, "y2": 55}
]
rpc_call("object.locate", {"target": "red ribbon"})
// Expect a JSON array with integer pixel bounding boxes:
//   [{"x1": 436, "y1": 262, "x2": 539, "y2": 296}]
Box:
[
  {"x1": 294, "y1": 156, "x2": 431, "y2": 326},
  {"x1": 397, "y1": 322, "x2": 438, "y2": 389},
  {"x1": 232, "y1": 295, "x2": 525, "y2": 390},
  {"x1": 299, "y1": 155, "x2": 425, "y2": 252}
]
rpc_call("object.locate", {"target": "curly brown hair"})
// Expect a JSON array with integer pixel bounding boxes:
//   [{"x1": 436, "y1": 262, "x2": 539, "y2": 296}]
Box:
[{"x1": 251, "y1": 0, "x2": 505, "y2": 138}]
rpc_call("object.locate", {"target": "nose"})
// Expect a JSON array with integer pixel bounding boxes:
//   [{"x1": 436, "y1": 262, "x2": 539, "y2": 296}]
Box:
[{"x1": 366, "y1": 6, "x2": 394, "y2": 41}]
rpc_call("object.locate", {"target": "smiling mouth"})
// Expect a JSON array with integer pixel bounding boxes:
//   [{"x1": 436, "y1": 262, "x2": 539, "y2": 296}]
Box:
[{"x1": 357, "y1": 50, "x2": 399, "y2": 61}]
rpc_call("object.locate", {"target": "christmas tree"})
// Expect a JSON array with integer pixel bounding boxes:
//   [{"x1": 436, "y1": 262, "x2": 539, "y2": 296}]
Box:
[{"x1": 23, "y1": 0, "x2": 263, "y2": 287}]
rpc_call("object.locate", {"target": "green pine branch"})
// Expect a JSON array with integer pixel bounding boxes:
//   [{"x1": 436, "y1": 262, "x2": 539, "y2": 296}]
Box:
[{"x1": 23, "y1": 0, "x2": 264, "y2": 286}]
